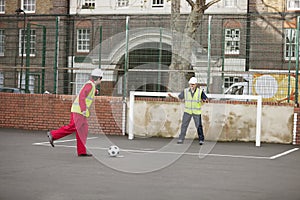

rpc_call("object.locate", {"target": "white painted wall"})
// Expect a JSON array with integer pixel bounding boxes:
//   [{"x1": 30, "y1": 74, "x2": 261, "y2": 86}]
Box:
[
  {"x1": 70, "y1": 0, "x2": 248, "y2": 15},
  {"x1": 129, "y1": 101, "x2": 293, "y2": 144}
]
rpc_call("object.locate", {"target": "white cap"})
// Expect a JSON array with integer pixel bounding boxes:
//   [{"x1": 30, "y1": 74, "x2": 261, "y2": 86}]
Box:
[
  {"x1": 188, "y1": 77, "x2": 197, "y2": 84},
  {"x1": 91, "y1": 68, "x2": 103, "y2": 77}
]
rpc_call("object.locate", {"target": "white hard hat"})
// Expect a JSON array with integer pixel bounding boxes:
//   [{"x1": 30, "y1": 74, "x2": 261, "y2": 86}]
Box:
[
  {"x1": 188, "y1": 77, "x2": 197, "y2": 84},
  {"x1": 91, "y1": 68, "x2": 103, "y2": 77}
]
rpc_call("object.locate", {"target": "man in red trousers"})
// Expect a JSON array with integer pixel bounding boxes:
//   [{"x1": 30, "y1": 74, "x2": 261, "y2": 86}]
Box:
[{"x1": 47, "y1": 68, "x2": 103, "y2": 157}]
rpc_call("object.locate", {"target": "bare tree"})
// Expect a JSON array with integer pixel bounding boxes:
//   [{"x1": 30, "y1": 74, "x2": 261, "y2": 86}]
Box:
[{"x1": 168, "y1": 0, "x2": 221, "y2": 91}]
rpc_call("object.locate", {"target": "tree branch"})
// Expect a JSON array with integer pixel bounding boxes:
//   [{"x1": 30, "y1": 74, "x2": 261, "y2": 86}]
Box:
[
  {"x1": 185, "y1": 0, "x2": 194, "y2": 7},
  {"x1": 204, "y1": 0, "x2": 221, "y2": 10},
  {"x1": 171, "y1": 0, "x2": 181, "y2": 32},
  {"x1": 261, "y1": 0, "x2": 282, "y2": 16}
]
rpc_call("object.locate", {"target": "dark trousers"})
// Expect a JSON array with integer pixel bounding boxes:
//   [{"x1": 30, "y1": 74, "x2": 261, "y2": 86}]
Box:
[{"x1": 179, "y1": 112, "x2": 205, "y2": 141}]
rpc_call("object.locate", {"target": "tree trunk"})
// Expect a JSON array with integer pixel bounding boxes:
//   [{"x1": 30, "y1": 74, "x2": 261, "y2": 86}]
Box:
[{"x1": 168, "y1": 2, "x2": 204, "y2": 92}]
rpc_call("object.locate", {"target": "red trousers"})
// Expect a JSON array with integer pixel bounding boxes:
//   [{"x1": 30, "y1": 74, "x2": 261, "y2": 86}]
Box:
[{"x1": 50, "y1": 112, "x2": 88, "y2": 155}]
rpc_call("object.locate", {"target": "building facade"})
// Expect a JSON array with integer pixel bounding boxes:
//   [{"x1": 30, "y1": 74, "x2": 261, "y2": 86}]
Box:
[
  {"x1": 0, "y1": 0, "x2": 299, "y2": 96},
  {"x1": 0, "y1": 0, "x2": 69, "y2": 93}
]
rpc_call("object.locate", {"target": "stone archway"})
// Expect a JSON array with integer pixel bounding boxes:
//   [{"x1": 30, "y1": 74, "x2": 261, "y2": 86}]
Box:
[{"x1": 86, "y1": 27, "x2": 215, "y2": 94}]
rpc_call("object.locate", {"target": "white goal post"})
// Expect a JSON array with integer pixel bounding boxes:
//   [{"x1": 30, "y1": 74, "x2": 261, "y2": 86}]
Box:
[{"x1": 128, "y1": 91, "x2": 262, "y2": 147}]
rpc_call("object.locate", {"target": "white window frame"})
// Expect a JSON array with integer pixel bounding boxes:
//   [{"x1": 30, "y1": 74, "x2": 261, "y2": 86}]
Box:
[
  {"x1": 284, "y1": 29, "x2": 300, "y2": 60},
  {"x1": 117, "y1": 0, "x2": 129, "y2": 8},
  {"x1": 287, "y1": 0, "x2": 300, "y2": 10},
  {"x1": 0, "y1": 29, "x2": 4, "y2": 56},
  {"x1": 75, "y1": 73, "x2": 90, "y2": 94},
  {"x1": 224, "y1": 0, "x2": 236, "y2": 7},
  {"x1": 152, "y1": 0, "x2": 164, "y2": 8},
  {"x1": 0, "y1": 0, "x2": 5, "y2": 14},
  {"x1": 77, "y1": 29, "x2": 90, "y2": 53},
  {"x1": 0, "y1": 72, "x2": 3, "y2": 87},
  {"x1": 82, "y1": 0, "x2": 95, "y2": 8},
  {"x1": 19, "y1": 29, "x2": 36, "y2": 57},
  {"x1": 18, "y1": 72, "x2": 35, "y2": 93},
  {"x1": 224, "y1": 76, "x2": 240, "y2": 90},
  {"x1": 224, "y1": 28, "x2": 240, "y2": 55},
  {"x1": 22, "y1": 0, "x2": 36, "y2": 13}
]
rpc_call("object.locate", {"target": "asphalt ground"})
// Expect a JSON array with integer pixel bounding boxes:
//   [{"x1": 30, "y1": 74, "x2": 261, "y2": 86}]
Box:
[{"x1": 0, "y1": 128, "x2": 300, "y2": 200}]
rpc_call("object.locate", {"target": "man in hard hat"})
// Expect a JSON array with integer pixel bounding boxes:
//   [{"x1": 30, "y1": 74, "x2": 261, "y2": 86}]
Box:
[
  {"x1": 47, "y1": 68, "x2": 103, "y2": 157},
  {"x1": 168, "y1": 77, "x2": 208, "y2": 145}
]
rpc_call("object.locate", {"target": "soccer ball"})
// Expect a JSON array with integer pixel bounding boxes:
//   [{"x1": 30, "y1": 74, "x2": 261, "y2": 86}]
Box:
[{"x1": 108, "y1": 145, "x2": 120, "y2": 157}]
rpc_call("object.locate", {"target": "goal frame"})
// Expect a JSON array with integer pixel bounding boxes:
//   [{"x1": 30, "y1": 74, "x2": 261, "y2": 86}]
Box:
[{"x1": 128, "y1": 91, "x2": 262, "y2": 147}]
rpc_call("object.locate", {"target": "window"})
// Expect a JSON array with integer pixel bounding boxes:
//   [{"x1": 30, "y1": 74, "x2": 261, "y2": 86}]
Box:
[
  {"x1": 0, "y1": 72, "x2": 3, "y2": 87},
  {"x1": 224, "y1": 0, "x2": 236, "y2": 7},
  {"x1": 75, "y1": 73, "x2": 90, "y2": 94},
  {"x1": 224, "y1": 76, "x2": 240, "y2": 90},
  {"x1": 224, "y1": 28, "x2": 240, "y2": 55},
  {"x1": 18, "y1": 72, "x2": 35, "y2": 93},
  {"x1": 0, "y1": 0, "x2": 5, "y2": 13},
  {"x1": 82, "y1": 0, "x2": 95, "y2": 8},
  {"x1": 117, "y1": 0, "x2": 129, "y2": 7},
  {"x1": 284, "y1": 29, "x2": 300, "y2": 60},
  {"x1": 77, "y1": 29, "x2": 90, "y2": 52},
  {"x1": 152, "y1": 0, "x2": 164, "y2": 7},
  {"x1": 0, "y1": 30, "x2": 4, "y2": 56},
  {"x1": 19, "y1": 29, "x2": 36, "y2": 56},
  {"x1": 287, "y1": 0, "x2": 300, "y2": 10},
  {"x1": 22, "y1": 0, "x2": 36, "y2": 13}
]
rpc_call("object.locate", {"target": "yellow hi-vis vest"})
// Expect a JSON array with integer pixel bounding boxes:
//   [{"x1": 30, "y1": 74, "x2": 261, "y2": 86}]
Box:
[
  {"x1": 71, "y1": 80, "x2": 95, "y2": 118},
  {"x1": 184, "y1": 87, "x2": 202, "y2": 115}
]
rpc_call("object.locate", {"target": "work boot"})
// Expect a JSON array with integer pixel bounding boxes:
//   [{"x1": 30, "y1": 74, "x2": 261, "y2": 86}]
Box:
[
  {"x1": 177, "y1": 139, "x2": 183, "y2": 144},
  {"x1": 47, "y1": 131, "x2": 55, "y2": 147}
]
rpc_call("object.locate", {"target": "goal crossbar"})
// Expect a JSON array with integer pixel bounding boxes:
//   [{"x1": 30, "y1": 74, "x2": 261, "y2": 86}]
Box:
[{"x1": 128, "y1": 91, "x2": 262, "y2": 147}]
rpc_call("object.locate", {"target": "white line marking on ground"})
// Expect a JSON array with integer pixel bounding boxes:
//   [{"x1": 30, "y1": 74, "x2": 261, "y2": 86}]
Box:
[
  {"x1": 269, "y1": 148, "x2": 299, "y2": 160},
  {"x1": 33, "y1": 139, "x2": 299, "y2": 160},
  {"x1": 32, "y1": 137, "x2": 98, "y2": 146},
  {"x1": 34, "y1": 143, "x2": 271, "y2": 160},
  {"x1": 116, "y1": 148, "x2": 271, "y2": 159}
]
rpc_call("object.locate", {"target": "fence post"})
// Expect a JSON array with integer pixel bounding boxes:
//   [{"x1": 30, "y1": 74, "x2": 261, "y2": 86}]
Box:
[
  {"x1": 53, "y1": 16, "x2": 59, "y2": 94},
  {"x1": 124, "y1": 16, "x2": 129, "y2": 98},
  {"x1": 295, "y1": 16, "x2": 300, "y2": 106},
  {"x1": 157, "y1": 27, "x2": 162, "y2": 92},
  {"x1": 96, "y1": 25, "x2": 102, "y2": 96},
  {"x1": 25, "y1": 23, "x2": 31, "y2": 93},
  {"x1": 206, "y1": 15, "x2": 212, "y2": 93},
  {"x1": 122, "y1": 16, "x2": 130, "y2": 136},
  {"x1": 98, "y1": 26, "x2": 102, "y2": 69},
  {"x1": 41, "y1": 26, "x2": 46, "y2": 93}
]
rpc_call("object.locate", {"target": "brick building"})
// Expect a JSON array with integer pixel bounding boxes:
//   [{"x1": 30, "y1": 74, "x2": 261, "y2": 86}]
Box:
[
  {"x1": 0, "y1": 0, "x2": 69, "y2": 94},
  {"x1": 0, "y1": 0, "x2": 299, "y2": 96},
  {"x1": 0, "y1": 0, "x2": 300, "y2": 144}
]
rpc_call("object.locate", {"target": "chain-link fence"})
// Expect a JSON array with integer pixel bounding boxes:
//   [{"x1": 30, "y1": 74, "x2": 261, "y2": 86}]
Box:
[{"x1": 0, "y1": 13, "x2": 299, "y2": 103}]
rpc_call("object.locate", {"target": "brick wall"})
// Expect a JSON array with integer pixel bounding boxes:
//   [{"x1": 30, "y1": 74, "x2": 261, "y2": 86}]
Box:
[
  {"x1": 1, "y1": 93, "x2": 299, "y2": 144},
  {"x1": 0, "y1": 93, "x2": 123, "y2": 135},
  {"x1": 294, "y1": 107, "x2": 300, "y2": 144}
]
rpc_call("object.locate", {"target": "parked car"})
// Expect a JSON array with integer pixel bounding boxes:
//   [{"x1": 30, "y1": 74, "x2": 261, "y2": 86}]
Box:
[
  {"x1": 0, "y1": 87, "x2": 26, "y2": 94},
  {"x1": 224, "y1": 73, "x2": 298, "y2": 103}
]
